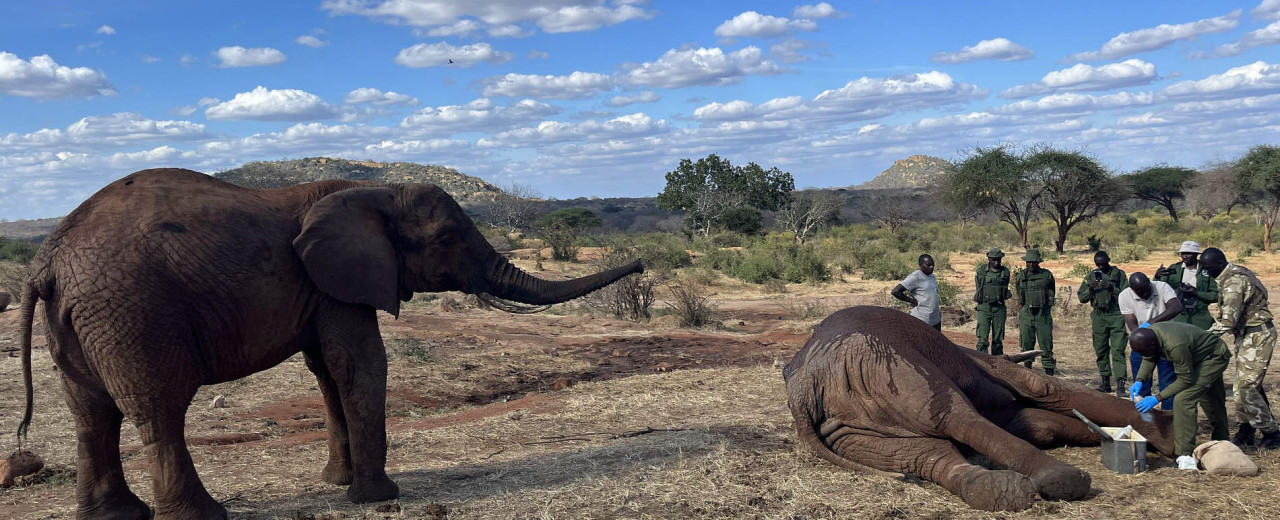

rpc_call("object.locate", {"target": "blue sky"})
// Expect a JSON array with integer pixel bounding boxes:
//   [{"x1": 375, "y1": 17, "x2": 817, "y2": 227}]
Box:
[{"x1": 3, "y1": 1, "x2": 1280, "y2": 219}]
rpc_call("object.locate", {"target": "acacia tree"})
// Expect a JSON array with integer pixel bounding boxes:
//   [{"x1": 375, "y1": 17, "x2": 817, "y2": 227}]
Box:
[
  {"x1": 1122, "y1": 165, "x2": 1195, "y2": 221},
  {"x1": 775, "y1": 190, "x2": 843, "y2": 243},
  {"x1": 1026, "y1": 147, "x2": 1123, "y2": 253},
  {"x1": 656, "y1": 154, "x2": 795, "y2": 236},
  {"x1": 1235, "y1": 144, "x2": 1280, "y2": 252},
  {"x1": 1186, "y1": 161, "x2": 1239, "y2": 221},
  {"x1": 940, "y1": 146, "x2": 1040, "y2": 248},
  {"x1": 487, "y1": 181, "x2": 544, "y2": 234}
]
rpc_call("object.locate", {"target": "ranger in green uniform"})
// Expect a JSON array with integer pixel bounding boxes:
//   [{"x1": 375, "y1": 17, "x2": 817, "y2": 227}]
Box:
[
  {"x1": 1130, "y1": 322, "x2": 1231, "y2": 469},
  {"x1": 1154, "y1": 240, "x2": 1218, "y2": 330},
  {"x1": 974, "y1": 247, "x2": 1012, "y2": 355},
  {"x1": 1200, "y1": 247, "x2": 1280, "y2": 449},
  {"x1": 1078, "y1": 251, "x2": 1129, "y2": 395},
  {"x1": 1015, "y1": 248, "x2": 1056, "y2": 374}
]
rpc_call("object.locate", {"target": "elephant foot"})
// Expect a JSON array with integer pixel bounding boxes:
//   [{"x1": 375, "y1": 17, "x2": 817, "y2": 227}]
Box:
[
  {"x1": 154, "y1": 491, "x2": 227, "y2": 520},
  {"x1": 322, "y1": 461, "x2": 354, "y2": 486},
  {"x1": 1030, "y1": 464, "x2": 1091, "y2": 501},
  {"x1": 957, "y1": 469, "x2": 1036, "y2": 512},
  {"x1": 78, "y1": 492, "x2": 152, "y2": 520},
  {"x1": 347, "y1": 474, "x2": 399, "y2": 504}
]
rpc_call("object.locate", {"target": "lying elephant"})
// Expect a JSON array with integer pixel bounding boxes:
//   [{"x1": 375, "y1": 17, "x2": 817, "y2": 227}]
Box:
[
  {"x1": 784, "y1": 306, "x2": 1174, "y2": 511},
  {"x1": 14, "y1": 168, "x2": 642, "y2": 519}
]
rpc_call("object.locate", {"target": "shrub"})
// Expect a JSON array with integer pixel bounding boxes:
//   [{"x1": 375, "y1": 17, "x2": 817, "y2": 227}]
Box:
[
  {"x1": 862, "y1": 254, "x2": 914, "y2": 281},
  {"x1": 1087, "y1": 234, "x2": 1103, "y2": 252},
  {"x1": 782, "y1": 247, "x2": 831, "y2": 284},
  {"x1": 709, "y1": 232, "x2": 745, "y2": 248},
  {"x1": 731, "y1": 253, "x2": 781, "y2": 284},
  {"x1": 1068, "y1": 263, "x2": 1093, "y2": 279},
  {"x1": 701, "y1": 248, "x2": 742, "y2": 271},
  {"x1": 714, "y1": 207, "x2": 764, "y2": 235},
  {"x1": 1191, "y1": 227, "x2": 1225, "y2": 248},
  {"x1": 937, "y1": 278, "x2": 960, "y2": 306},
  {"x1": 665, "y1": 276, "x2": 716, "y2": 328},
  {"x1": 1111, "y1": 243, "x2": 1150, "y2": 263}
]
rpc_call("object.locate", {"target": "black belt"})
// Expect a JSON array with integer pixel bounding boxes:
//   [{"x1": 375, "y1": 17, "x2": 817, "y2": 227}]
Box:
[{"x1": 1242, "y1": 321, "x2": 1275, "y2": 334}]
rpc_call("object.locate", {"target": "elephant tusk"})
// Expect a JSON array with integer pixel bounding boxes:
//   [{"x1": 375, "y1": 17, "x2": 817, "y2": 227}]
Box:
[{"x1": 475, "y1": 292, "x2": 553, "y2": 314}]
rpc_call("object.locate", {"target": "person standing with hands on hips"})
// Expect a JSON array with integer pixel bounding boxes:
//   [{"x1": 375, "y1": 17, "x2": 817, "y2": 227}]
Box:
[
  {"x1": 893, "y1": 254, "x2": 942, "y2": 331},
  {"x1": 974, "y1": 248, "x2": 1012, "y2": 355}
]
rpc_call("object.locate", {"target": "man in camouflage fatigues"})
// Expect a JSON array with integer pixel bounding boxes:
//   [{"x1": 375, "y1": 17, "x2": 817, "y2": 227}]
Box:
[
  {"x1": 1015, "y1": 248, "x2": 1055, "y2": 375},
  {"x1": 1078, "y1": 251, "x2": 1129, "y2": 395},
  {"x1": 974, "y1": 247, "x2": 1011, "y2": 355},
  {"x1": 1201, "y1": 247, "x2": 1280, "y2": 449}
]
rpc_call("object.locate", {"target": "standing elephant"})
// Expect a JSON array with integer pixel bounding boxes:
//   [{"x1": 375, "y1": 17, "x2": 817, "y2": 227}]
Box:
[
  {"x1": 784, "y1": 306, "x2": 1174, "y2": 512},
  {"x1": 14, "y1": 168, "x2": 643, "y2": 519}
]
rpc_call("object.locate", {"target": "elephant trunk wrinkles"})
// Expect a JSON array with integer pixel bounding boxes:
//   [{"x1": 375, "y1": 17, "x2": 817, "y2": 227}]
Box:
[{"x1": 481, "y1": 253, "x2": 642, "y2": 305}]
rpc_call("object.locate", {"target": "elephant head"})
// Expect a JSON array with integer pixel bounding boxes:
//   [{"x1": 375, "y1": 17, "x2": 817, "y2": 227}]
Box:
[{"x1": 292, "y1": 184, "x2": 642, "y2": 316}]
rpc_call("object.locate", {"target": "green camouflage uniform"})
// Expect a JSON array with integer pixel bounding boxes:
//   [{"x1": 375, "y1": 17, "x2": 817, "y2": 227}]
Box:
[
  {"x1": 1078, "y1": 266, "x2": 1129, "y2": 379},
  {"x1": 1155, "y1": 261, "x2": 1219, "y2": 330},
  {"x1": 1208, "y1": 263, "x2": 1278, "y2": 434},
  {"x1": 1015, "y1": 266, "x2": 1055, "y2": 370},
  {"x1": 1137, "y1": 322, "x2": 1232, "y2": 456},
  {"x1": 974, "y1": 262, "x2": 1011, "y2": 355}
]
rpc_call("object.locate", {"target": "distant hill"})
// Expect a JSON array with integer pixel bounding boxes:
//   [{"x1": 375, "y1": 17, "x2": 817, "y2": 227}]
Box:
[
  {"x1": 214, "y1": 157, "x2": 503, "y2": 205},
  {"x1": 854, "y1": 155, "x2": 952, "y2": 190},
  {"x1": 0, "y1": 217, "x2": 60, "y2": 240}
]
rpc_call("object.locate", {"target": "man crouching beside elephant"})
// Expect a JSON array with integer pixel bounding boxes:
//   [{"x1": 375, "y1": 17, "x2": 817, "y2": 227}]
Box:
[
  {"x1": 13, "y1": 168, "x2": 642, "y2": 520},
  {"x1": 785, "y1": 306, "x2": 1175, "y2": 512}
]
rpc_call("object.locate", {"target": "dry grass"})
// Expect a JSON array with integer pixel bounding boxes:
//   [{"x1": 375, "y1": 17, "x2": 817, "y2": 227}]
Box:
[{"x1": 1, "y1": 249, "x2": 1279, "y2": 519}]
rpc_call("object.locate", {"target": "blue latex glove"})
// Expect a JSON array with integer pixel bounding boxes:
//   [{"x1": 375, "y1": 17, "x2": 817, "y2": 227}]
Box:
[
  {"x1": 1139, "y1": 322, "x2": 1150, "y2": 328},
  {"x1": 1128, "y1": 381, "x2": 1145, "y2": 400},
  {"x1": 1135, "y1": 396, "x2": 1159, "y2": 412}
]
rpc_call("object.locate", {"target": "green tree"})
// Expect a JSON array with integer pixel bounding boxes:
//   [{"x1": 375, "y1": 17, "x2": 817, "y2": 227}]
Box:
[
  {"x1": 656, "y1": 154, "x2": 795, "y2": 236},
  {"x1": 940, "y1": 146, "x2": 1040, "y2": 248},
  {"x1": 1235, "y1": 144, "x2": 1280, "y2": 252},
  {"x1": 1122, "y1": 165, "x2": 1195, "y2": 221},
  {"x1": 714, "y1": 206, "x2": 763, "y2": 235},
  {"x1": 1026, "y1": 147, "x2": 1123, "y2": 253},
  {"x1": 534, "y1": 207, "x2": 602, "y2": 261}
]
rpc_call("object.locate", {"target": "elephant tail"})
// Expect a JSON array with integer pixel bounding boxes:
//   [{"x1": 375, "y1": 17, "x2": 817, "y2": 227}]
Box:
[
  {"x1": 17, "y1": 282, "x2": 38, "y2": 444},
  {"x1": 792, "y1": 413, "x2": 905, "y2": 479}
]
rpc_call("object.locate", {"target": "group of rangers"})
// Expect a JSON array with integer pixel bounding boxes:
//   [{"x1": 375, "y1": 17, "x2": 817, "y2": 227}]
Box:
[{"x1": 968, "y1": 240, "x2": 1278, "y2": 467}]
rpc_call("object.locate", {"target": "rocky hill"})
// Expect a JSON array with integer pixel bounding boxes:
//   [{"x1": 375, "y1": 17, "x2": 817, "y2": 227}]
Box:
[
  {"x1": 854, "y1": 155, "x2": 952, "y2": 190},
  {"x1": 214, "y1": 157, "x2": 503, "y2": 205}
]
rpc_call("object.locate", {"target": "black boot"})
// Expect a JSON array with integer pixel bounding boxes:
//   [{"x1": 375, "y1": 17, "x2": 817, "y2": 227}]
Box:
[
  {"x1": 1115, "y1": 377, "x2": 1128, "y2": 398},
  {"x1": 1261, "y1": 429, "x2": 1280, "y2": 450},
  {"x1": 1044, "y1": 368, "x2": 1055, "y2": 376},
  {"x1": 1232, "y1": 423, "x2": 1258, "y2": 448},
  {"x1": 1096, "y1": 376, "x2": 1112, "y2": 393}
]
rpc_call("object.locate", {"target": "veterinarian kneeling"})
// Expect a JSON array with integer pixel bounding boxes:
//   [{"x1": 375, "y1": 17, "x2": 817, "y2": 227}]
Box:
[{"x1": 1129, "y1": 322, "x2": 1232, "y2": 470}]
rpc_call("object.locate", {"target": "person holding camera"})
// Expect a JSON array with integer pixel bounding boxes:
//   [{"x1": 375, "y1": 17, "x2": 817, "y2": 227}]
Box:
[
  {"x1": 1078, "y1": 250, "x2": 1129, "y2": 395},
  {"x1": 973, "y1": 247, "x2": 1011, "y2": 354},
  {"x1": 1154, "y1": 240, "x2": 1218, "y2": 330},
  {"x1": 1119, "y1": 272, "x2": 1184, "y2": 410}
]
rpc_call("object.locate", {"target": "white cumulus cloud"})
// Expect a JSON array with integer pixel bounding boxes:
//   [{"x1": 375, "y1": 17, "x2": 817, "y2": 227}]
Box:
[
  {"x1": 932, "y1": 37, "x2": 1034, "y2": 63},
  {"x1": 214, "y1": 46, "x2": 287, "y2": 68},
  {"x1": 344, "y1": 87, "x2": 420, "y2": 106},
  {"x1": 624, "y1": 46, "x2": 783, "y2": 88},
  {"x1": 395, "y1": 42, "x2": 514, "y2": 68},
  {"x1": 793, "y1": 3, "x2": 841, "y2": 19},
  {"x1": 479, "y1": 71, "x2": 614, "y2": 99},
  {"x1": 0, "y1": 52, "x2": 115, "y2": 99},
  {"x1": 1065, "y1": 10, "x2": 1240, "y2": 62},
  {"x1": 399, "y1": 98, "x2": 561, "y2": 135},
  {"x1": 1205, "y1": 20, "x2": 1280, "y2": 57},
  {"x1": 1161, "y1": 61, "x2": 1280, "y2": 100},
  {"x1": 321, "y1": 0, "x2": 654, "y2": 36},
  {"x1": 296, "y1": 35, "x2": 327, "y2": 47},
  {"x1": 713, "y1": 11, "x2": 817, "y2": 39},
  {"x1": 96, "y1": 25, "x2": 116, "y2": 35},
  {"x1": 606, "y1": 91, "x2": 659, "y2": 107},
  {"x1": 205, "y1": 86, "x2": 337, "y2": 121},
  {"x1": 1001, "y1": 59, "x2": 1158, "y2": 98},
  {"x1": 1256, "y1": 0, "x2": 1280, "y2": 21}
]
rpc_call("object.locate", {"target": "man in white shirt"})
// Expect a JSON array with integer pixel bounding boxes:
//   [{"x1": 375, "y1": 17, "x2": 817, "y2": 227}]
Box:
[
  {"x1": 1119, "y1": 272, "x2": 1184, "y2": 410},
  {"x1": 892, "y1": 254, "x2": 942, "y2": 331}
]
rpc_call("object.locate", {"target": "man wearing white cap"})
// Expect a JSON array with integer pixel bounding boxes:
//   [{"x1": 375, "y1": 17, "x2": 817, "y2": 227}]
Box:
[{"x1": 1155, "y1": 241, "x2": 1219, "y2": 331}]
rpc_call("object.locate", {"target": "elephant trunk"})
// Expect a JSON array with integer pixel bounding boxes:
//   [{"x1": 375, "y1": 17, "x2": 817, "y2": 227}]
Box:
[{"x1": 480, "y1": 252, "x2": 643, "y2": 305}]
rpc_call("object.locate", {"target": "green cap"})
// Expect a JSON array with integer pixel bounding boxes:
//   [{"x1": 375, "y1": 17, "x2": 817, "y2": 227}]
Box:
[
  {"x1": 986, "y1": 247, "x2": 1004, "y2": 259},
  {"x1": 1023, "y1": 248, "x2": 1043, "y2": 262}
]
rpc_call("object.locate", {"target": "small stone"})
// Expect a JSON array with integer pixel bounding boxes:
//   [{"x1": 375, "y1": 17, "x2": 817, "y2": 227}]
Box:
[
  {"x1": 1, "y1": 450, "x2": 44, "y2": 487},
  {"x1": 652, "y1": 362, "x2": 674, "y2": 373},
  {"x1": 773, "y1": 357, "x2": 786, "y2": 369},
  {"x1": 375, "y1": 503, "x2": 401, "y2": 513},
  {"x1": 210, "y1": 395, "x2": 227, "y2": 408},
  {"x1": 424, "y1": 502, "x2": 449, "y2": 519},
  {"x1": 550, "y1": 378, "x2": 571, "y2": 391},
  {"x1": 611, "y1": 349, "x2": 630, "y2": 358}
]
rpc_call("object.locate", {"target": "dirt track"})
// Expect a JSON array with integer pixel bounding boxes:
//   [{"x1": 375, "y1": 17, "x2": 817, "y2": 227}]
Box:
[{"x1": 1, "y1": 253, "x2": 1279, "y2": 519}]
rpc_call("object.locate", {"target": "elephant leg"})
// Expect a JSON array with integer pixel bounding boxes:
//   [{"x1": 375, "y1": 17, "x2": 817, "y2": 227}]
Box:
[
  {"x1": 1003, "y1": 408, "x2": 1099, "y2": 447},
  {"x1": 60, "y1": 378, "x2": 150, "y2": 520},
  {"x1": 130, "y1": 394, "x2": 226, "y2": 520},
  {"x1": 304, "y1": 346, "x2": 354, "y2": 485},
  {"x1": 944, "y1": 410, "x2": 1090, "y2": 502},
  {"x1": 834, "y1": 432, "x2": 1035, "y2": 512},
  {"x1": 316, "y1": 303, "x2": 398, "y2": 504}
]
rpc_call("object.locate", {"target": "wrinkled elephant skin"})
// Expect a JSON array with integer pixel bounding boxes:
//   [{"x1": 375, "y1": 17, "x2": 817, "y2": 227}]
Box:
[
  {"x1": 13, "y1": 168, "x2": 642, "y2": 520},
  {"x1": 784, "y1": 306, "x2": 1174, "y2": 511}
]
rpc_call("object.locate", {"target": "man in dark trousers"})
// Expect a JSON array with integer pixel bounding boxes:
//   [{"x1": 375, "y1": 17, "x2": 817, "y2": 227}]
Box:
[
  {"x1": 974, "y1": 247, "x2": 1011, "y2": 355},
  {"x1": 1131, "y1": 322, "x2": 1231, "y2": 470},
  {"x1": 1015, "y1": 248, "x2": 1055, "y2": 374},
  {"x1": 1078, "y1": 251, "x2": 1128, "y2": 395}
]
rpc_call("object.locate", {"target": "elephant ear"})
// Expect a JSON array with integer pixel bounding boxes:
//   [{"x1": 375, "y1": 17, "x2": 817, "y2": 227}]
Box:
[{"x1": 293, "y1": 187, "x2": 401, "y2": 317}]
